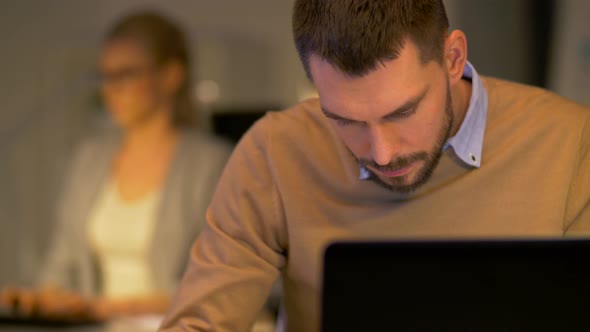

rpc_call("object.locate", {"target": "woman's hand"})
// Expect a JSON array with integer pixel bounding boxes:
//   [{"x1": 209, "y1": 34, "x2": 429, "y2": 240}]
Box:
[
  {"x1": 0, "y1": 287, "x2": 36, "y2": 315},
  {"x1": 1, "y1": 287, "x2": 170, "y2": 321},
  {"x1": 90, "y1": 293, "x2": 170, "y2": 320},
  {"x1": 90, "y1": 297, "x2": 130, "y2": 320},
  {"x1": 0, "y1": 286, "x2": 96, "y2": 320}
]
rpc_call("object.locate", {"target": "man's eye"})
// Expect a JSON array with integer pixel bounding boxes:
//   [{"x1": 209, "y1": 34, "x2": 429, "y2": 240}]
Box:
[
  {"x1": 400, "y1": 107, "x2": 417, "y2": 117},
  {"x1": 387, "y1": 107, "x2": 417, "y2": 121},
  {"x1": 335, "y1": 118, "x2": 355, "y2": 127}
]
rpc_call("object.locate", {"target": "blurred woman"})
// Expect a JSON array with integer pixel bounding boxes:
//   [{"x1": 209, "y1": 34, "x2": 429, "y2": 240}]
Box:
[{"x1": 1, "y1": 11, "x2": 231, "y2": 320}]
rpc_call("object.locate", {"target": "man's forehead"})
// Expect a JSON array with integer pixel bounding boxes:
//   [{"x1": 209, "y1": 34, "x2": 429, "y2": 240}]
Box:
[
  {"x1": 310, "y1": 52, "x2": 433, "y2": 96},
  {"x1": 310, "y1": 55, "x2": 433, "y2": 119}
]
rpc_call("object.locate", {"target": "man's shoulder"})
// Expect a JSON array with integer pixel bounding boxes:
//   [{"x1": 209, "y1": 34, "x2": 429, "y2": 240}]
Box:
[
  {"x1": 266, "y1": 98, "x2": 325, "y2": 128},
  {"x1": 481, "y1": 76, "x2": 590, "y2": 159},
  {"x1": 482, "y1": 76, "x2": 590, "y2": 121},
  {"x1": 235, "y1": 98, "x2": 348, "y2": 171},
  {"x1": 246, "y1": 98, "x2": 333, "y2": 145},
  {"x1": 482, "y1": 76, "x2": 590, "y2": 141}
]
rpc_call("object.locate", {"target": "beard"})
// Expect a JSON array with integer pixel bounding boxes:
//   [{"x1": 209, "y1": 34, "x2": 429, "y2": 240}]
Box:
[{"x1": 357, "y1": 82, "x2": 455, "y2": 194}]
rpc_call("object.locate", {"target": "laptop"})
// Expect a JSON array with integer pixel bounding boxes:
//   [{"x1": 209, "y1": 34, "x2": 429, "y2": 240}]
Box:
[{"x1": 321, "y1": 239, "x2": 590, "y2": 332}]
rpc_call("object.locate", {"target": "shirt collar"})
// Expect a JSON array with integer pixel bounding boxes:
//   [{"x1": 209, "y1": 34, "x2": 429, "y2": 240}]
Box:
[
  {"x1": 444, "y1": 61, "x2": 488, "y2": 168},
  {"x1": 359, "y1": 61, "x2": 488, "y2": 180}
]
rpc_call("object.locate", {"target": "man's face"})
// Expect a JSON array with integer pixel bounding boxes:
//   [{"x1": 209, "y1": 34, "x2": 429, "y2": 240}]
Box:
[{"x1": 309, "y1": 41, "x2": 454, "y2": 193}]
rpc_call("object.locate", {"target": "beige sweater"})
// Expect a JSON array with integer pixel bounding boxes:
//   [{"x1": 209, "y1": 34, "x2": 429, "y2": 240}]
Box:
[{"x1": 160, "y1": 77, "x2": 590, "y2": 332}]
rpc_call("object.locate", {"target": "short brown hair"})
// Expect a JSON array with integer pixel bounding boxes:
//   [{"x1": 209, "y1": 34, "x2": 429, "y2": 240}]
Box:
[
  {"x1": 106, "y1": 11, "x2": 197, "y2": 128},
  {"x1": 293, "y1": 0, "x2": 449, "y2": 78}
]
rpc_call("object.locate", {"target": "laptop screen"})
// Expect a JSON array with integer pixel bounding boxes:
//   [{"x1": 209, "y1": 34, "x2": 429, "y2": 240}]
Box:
[{"x1": 321, "y1": 240, "x2": 590, "y2": 332}]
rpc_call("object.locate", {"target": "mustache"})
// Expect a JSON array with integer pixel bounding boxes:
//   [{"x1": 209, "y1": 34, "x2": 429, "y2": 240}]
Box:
[{"x1": 357, "y1": 152, "x2": 429, "y2": 172}]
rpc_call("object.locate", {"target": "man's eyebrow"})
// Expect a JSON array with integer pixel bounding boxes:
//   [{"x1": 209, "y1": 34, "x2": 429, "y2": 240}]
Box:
[
  {"x1": 381, "y1": 86, "x2": 429, "y2": 120},
  {"x1": 320, "y1": 86, "x2": 430, "y2": 123}
]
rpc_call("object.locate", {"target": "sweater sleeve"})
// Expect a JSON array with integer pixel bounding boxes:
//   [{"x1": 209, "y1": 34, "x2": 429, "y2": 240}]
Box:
[
  {"x1": 159, "y1": 115, "x2": 287, "y2": 332},
  {"x1": 564, "y1": 113, "x2": 590, "y2": 234},
  {"x1": 37, "y1": 141, "x2": 91, "y2": 291}
]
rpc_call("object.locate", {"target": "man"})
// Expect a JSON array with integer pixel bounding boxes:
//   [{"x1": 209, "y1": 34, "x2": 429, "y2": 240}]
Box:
[{"x1": 160, "y1": 1, "x2": 590, "y2": 331}]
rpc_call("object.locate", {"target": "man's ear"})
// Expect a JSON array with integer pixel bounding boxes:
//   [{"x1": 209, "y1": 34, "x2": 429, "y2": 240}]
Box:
[{"x1": 444, "y1": 30, "x2": 468, "y2": 85}]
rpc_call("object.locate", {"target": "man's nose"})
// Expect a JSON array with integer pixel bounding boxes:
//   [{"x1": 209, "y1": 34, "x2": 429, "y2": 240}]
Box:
[{"x1": 369, "y1": 125, "x2": 400, "y2": 166}]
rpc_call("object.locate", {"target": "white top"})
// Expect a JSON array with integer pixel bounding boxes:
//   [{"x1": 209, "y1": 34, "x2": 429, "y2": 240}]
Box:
[{"x1": 87, "y1": 180, "x2": 161, "y2": 299}]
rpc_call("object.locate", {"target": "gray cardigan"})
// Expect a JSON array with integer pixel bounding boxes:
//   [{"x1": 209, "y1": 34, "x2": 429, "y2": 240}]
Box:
[{"x1": 39, "y1": 129, "x2": 232, "y2": 296}]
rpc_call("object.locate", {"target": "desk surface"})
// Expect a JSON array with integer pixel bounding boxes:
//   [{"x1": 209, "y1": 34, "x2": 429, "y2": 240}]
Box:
[
  {"x1": 0, "y1": 326, "x2": 103, "y2": 332},
  {"x1": 0, "y1": 315, "x2": 277, "y2": 332},
  {"x1": 0, "y1": 318, "x2": 158, "y2": 332}
]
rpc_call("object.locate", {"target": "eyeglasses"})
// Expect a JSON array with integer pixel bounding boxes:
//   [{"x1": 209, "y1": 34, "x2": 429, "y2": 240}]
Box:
[{"x1": 97, "y1": 66, "x2": 155, "y2": 88}]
